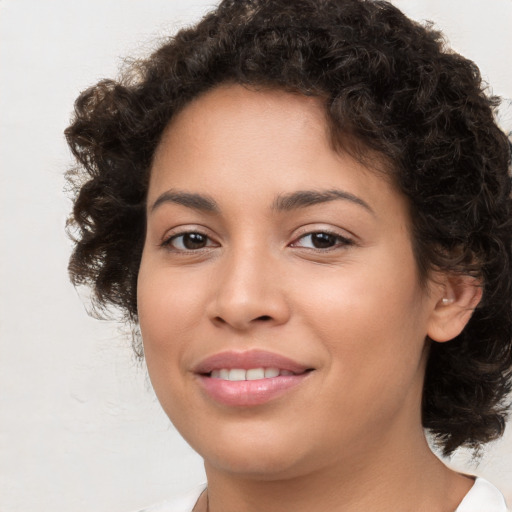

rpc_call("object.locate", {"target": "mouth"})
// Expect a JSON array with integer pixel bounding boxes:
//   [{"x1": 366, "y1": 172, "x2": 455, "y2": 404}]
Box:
[
  {"x1": 208, "y1": 367, "x2": 309, "y2": 380},
  {"x1": 194, "y1": 349, "x2": 313, "y2": 375},
  {"x1": 194, "y1": 350, "x2": 315, "y2": 407}
]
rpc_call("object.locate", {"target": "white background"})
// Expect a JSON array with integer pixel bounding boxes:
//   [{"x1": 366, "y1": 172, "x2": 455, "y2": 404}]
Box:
[{"x1": 1, "y1": 1, "x2": 511, "y2": 511}]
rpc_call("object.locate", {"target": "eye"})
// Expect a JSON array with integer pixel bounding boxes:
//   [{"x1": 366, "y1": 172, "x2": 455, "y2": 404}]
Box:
[
  {"x1": 291, "y1": 231, "x2": 353, "y2": 250},
  {"x1": 163, "y1": 232, "x2": 216, "y2": 251}
]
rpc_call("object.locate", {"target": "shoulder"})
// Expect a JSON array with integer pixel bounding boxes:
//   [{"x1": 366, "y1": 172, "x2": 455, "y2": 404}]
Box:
[
  {"x1": 133, "y1": 484, "x2": 207, "y2": 512},
  {"x1": 456, "y1": 477, "x2": 509, "y2": 512}
]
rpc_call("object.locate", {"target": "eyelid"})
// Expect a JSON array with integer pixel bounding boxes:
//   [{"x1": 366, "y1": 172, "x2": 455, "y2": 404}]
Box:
[
  {"x1": 289, "y1": 227, "x2": 355, "y2": 250},
  {"x1": 158, "y1": 224, "x2": 356, "y2": 251},
  {"x1": 160, "y1": 225, "x2": 220, "y2": 251}
]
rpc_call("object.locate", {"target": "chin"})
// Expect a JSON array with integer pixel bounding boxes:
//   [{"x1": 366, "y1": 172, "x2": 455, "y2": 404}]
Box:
[
  {"x1": 205, "y1": 448, "x2": 310, "y2": 481},
  {"x1": 185, "y1": 421, "x2": 314, "y2": 479}
]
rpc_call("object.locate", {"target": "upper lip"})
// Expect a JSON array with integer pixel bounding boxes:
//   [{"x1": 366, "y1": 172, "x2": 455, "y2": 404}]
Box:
[{"x1": 193, "y1": 349, "x2": 313, "y2": 375}]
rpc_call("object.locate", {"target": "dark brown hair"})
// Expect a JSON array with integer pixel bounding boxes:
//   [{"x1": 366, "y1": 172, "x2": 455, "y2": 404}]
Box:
[{"x1": 65, "y1": 0, "x2": 512, "y2": 455}]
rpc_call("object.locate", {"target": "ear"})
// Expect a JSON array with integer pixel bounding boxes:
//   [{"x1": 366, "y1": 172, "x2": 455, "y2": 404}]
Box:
[{"x1": 427, "y1": 274, "x2": 483, "y2": 343}]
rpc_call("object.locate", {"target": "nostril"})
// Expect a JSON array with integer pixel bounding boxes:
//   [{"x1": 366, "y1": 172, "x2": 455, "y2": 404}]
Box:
[
  {"x1": 212, "y1": 314, "x2": 275, "y2": 329},
  {"x1": 256, "y1": 315, "x2": 273, "y2": 322}
]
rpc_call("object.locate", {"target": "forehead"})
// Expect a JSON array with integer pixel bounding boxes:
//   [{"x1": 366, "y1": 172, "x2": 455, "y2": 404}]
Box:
[
  {"x1": 148, "y1": 84, "x2": 404, "y2": 219},
  {"x1": 154, "y1": 83, "x2": 330, "y2": 164}
]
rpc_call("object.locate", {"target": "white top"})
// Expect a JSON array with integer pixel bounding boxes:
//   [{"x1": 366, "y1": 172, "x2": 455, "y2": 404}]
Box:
[
  {"x1": 136, "y1": 477, "x2": 508, "y2": 512},
  {"x1": 456, "y1": 478, "x2": 508, "y2": 512}
]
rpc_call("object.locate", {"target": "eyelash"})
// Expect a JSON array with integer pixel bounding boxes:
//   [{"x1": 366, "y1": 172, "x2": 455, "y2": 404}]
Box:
[
  {"x1": 161, "y1": 231, "x2": 216, "y2": 252},
  {"x1": 290, "y1": 230, "x2": 354, "y2": 251},
  {"x1": 161, "y1": 230, "x2": 354, "y2": 252}
]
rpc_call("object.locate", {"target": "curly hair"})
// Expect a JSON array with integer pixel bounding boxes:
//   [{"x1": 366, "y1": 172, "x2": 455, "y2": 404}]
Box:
[{"x1": 65, "y1": 0, "x2": 512, "y2": 455}]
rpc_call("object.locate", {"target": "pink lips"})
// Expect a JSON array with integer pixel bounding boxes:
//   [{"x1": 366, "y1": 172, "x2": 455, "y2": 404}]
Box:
[{"x1": 193, "y1": 350, "x2": 313, "y2": 407}]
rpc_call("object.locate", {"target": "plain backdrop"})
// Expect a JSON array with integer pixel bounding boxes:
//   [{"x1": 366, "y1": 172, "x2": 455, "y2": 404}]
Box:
[{"x1": 1, "y1": 1, "x2": 511, "y2": 511}]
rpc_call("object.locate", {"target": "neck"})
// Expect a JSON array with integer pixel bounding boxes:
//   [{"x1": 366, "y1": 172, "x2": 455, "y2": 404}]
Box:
[{"x1": 202, "y1": 429, "x2": 473, "y2": 512}]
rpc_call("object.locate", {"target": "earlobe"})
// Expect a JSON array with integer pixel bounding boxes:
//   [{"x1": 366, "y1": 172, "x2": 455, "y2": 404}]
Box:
[{"x1": 427, "y1": 274, "x2": 483, "y2": 343}]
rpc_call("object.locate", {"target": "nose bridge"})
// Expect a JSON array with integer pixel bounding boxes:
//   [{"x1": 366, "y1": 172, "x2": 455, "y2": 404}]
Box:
[{"x1": 209, "y1": 237, "x2": 289, "y2": 328}]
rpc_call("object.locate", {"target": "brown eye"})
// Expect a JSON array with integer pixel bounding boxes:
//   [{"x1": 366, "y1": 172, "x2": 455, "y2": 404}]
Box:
[
  {"x1": 309, "y1": 233, "x2": 338, "y2": 249},
  {"x1": 292, "y1": 232, "x2": 353, "y2": 250},
  {"x1": 165, "y1": 232, "x2": 212, "y2": 250}
]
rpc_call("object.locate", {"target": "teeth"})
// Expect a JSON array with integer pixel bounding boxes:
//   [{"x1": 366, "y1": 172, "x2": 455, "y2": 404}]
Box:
[
  {"x1": 228, "y1": 369, "x2": 246, "y2": 381},
  {"x1": 246, "y1": 368, "x2": 265, "y2": 380},
  {"x1": 209, "y1": 367, "x2": 293, "y2": 380},
  {"x1": 264, "y1": 368, "x2": 280, "y2": 378}
]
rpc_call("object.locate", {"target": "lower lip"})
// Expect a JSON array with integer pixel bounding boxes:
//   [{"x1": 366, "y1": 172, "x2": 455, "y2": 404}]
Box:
[{"x1": 197, "y1": 373, "x2": 311, "y2": 407}]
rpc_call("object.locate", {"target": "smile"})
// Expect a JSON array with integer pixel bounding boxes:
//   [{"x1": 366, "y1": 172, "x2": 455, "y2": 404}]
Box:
[
  {"x1": 194, "y1": 350, "x2": 314, "y2": 407},
  {"x1": 210, "y1": 368, "x2": 296, "y2": 380}
]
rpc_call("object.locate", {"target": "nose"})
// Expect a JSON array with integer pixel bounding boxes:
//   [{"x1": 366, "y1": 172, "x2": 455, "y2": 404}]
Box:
[{"x1": 207, "y1": 246, "x2": 291, "y2": 331}]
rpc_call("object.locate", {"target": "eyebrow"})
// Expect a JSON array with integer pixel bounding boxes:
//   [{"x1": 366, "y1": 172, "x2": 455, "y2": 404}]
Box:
[
  {"x1": 150, "y1": 190, "x2": 220, "y2": 213},
  {"x1": 150, "y1": 188, "x2": 374, "y2": 216},
  {"x1": 272, "y1": 189, "x2": 374, "y2": 215}
]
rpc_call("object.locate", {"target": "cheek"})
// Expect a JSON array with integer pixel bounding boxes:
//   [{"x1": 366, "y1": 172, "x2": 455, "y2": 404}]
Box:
[
  {"x1": 136, "y1": 256, "x2": 206, "y2": 397},
  {"x1": 295, "y1": 250, "x2": 428, "y2": 380},
  {"x1": 138, "y1": 259, "x2": 205, "y2": 341},
  {"x1": 136, "y1": 261, "x2": 202, "y2": 419}
]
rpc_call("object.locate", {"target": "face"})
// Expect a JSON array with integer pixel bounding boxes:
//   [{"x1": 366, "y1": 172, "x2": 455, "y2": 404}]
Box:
[{"x1": 137, "y1": 84, "x2": 441, "y2": 479}]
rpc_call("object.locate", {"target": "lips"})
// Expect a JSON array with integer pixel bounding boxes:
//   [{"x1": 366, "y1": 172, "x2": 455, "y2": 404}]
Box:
[
  {"x1": 194, "y1": 349, "x2": 311, "y2": 375},
  {"x1": 210, "y1": 368, "x2": 294, "y2": 380},
  {"x1": 193, "y1": 350, "x2": 314, "y2": 407}
]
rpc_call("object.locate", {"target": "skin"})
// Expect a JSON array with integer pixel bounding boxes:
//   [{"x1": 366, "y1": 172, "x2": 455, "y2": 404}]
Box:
[{"x1": 137, "y1": 84, "x2": 480, "y2": 512}]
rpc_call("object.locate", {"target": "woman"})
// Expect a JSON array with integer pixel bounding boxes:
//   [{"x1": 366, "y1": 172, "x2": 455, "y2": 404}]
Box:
[{"x1": 65, "y1": 0, "x2": 512, "y2": 510}]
